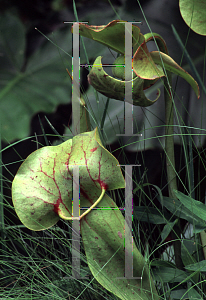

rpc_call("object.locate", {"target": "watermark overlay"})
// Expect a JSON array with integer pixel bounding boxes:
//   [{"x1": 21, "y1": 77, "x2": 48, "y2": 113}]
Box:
[
  {"x1": 116, "y1": 164, "x2": 142, "y2": 279},
  {"x1": 71, "y1": 165, "x2": 83, "y2": 279},
  {"x1": 64, "y1": 20, "x2": 142, "y2": 280},
  {"x1": 116, "y1": 21, "x2": 142, "y2": 137},
  {"x1": 63, "y1": 22, "x2": 89, "y2": 137}
]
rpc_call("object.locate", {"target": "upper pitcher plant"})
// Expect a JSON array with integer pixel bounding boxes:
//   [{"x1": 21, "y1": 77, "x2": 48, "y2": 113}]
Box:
[{"x1": 72, "y1": 20, "x2": 199, "y2": 106}]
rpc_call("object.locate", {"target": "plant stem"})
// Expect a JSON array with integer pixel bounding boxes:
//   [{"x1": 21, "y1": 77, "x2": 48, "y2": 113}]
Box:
[
  {"x1": 164, "y1": 73, "x2": 177, "y2": 199},
  {"x1": 145, "y1": 34, "x2": 184, "y2": 269},
  {"x1": 164, "y1": 73, "x2": 184, "y2": 270}
]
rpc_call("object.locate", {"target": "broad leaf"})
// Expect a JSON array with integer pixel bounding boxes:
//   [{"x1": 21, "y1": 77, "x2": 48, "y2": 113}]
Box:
[
  {"x1": 181, "y1": 240, "x2": 199, "y2": 283},
  {"x1": 174, "y1": 190, "x2": 206, "y2": 222},
  {"x1": 185, "y1": 260, "x2": 206, "y2": 272},
  {"x1": 0, "y1": 12, "x2": 107, "y2": 143},
  {"x1": 12, "y1": 127, "x2": 160, "y2": 299},
  {"x1": 152, "y1": 266, "x2": 188, "y2": 283},
  {"x1": 158, "y1": 195, "x2": 206, "y2": 233},
  {"x1": 133, "y1": 206, "x2": 171, "y2": 224},
  {"x1": 0, "y1": 12, "x2": 25, "y2": 71},
  {"x1": 171, "y1": 288, "x2": 202, "y2": 299},
  {"x1": 0, "y1": 12, "x2": 74, "y2": 143},
  {"x1": 12, "y1": 128, "x2": 125, "y2": 230},
  {"x1": 161, "y1": 219, "x2": 178, "y2": 242},
  {"x1": 81, "y1": 192, "x2": 159, "y2": 300},
  {"x1": 179, "y1": 0, "x2": 206, "y2": 36}
]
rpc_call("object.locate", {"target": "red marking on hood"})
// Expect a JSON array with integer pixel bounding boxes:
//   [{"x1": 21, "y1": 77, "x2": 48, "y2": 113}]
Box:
[
  {"x1": 53, "y1": 197, "x2": 62, "y2": 215},
  {"x1": 96, "y1": 179, "x2": 108, "y2": 190},
  {"x1": 90, "y1": 147, "x2": 98, "y2": 152}
]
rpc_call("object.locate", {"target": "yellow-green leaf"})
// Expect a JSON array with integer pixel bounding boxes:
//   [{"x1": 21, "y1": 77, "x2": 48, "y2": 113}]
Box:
[
  {"x1": 179, "y1": 0, "x2": 206, "y2": 36},
  {"x1": 71, "y1": 20, "x2": 144, "y2": 55},
  {"x1": 12, "y1": 128, "x2": 125, "y2": 230},
  {"x1": 150, "y1": 51, "x2": 200, "y2": 98}
]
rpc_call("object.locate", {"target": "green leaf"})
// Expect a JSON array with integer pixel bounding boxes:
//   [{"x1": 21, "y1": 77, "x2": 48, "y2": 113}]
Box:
[
  {"x1": 133, "y1": 206, "x2": 170, "y2": 224},
  {"x1": 174, "y1": 190, "x2": 206, "y2": 222},
  {"x1": 81, "y1": 193, "x2": 159, "y2": 300},
  {"x1": 72, "y1": 20, "x2": 144, "y2": 55},
  {"x1": 0, "y1": 13, "x2": 119, "y2": 143},
  {"x1": 12, "y1": 128, "x2": 125, "y2": 230},
  {"x1": 88, "y1": 56, "x2": 160, "y2": 107},
  {"x1": 0, "y1": 12, "x2": 25, "y2": 71},
  {"x1": 152, "y1": 266, "x2": 188, "y2": 283},
  {"x1": 158, "y1": 195, "x2": 206, "y2": 233},
  {"x1": 161, "y1": 219, "x2": 178, "y2": 242},
  {"x1": 181, "y1": 240, "x2": 200, "y2": 283},
  {"x1": 151, "y1": 260, "x2": 176, "y2": 268},
  {"x1": 12, "y1": 127, "x2": 160, "y2": 299},
  {"x1": 144, "y1": 32, "x2": 168, "y2": 54},
  {"x1": 0, "y1": 13, "x2": 73, "y2": 143},
  {"x1": 112, "y1": 47, "x2": 164, "y2": 81},
  {"x1": 150, "y1": 51, "x2": 200, "y2": 98},
  {"x1": 133, "y1": 40, "x2": 165, "y2": 80},
  {"x1": 185, "y1": 260, "x2": 206, "y2": 272},
  {"x1": 77, "y1": 19, "x2": 199, "y2": 107},
  {"x1": 171, "y1": 288, "x2": 202, "y2": 299},
  {"x1": 112, "y1": 54, "x2": 137, "y2": 80},
  {"x1": 179, "y1": 0, "x2": 206, "y2": 36}
]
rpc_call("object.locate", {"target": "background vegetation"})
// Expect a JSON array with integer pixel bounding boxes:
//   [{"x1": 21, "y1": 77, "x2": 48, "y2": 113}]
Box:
[{"x1": 1, "y1": 0, "x2": 206, "y2": 299}]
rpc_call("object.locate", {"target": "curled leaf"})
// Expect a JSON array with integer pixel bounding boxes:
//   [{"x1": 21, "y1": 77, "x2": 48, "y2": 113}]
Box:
[
  {"x1": 112, "y1": 54, "x2": 159, "y2": 89},
  {"x1": 133, "y1": 40, "x2": 165, "y2": 79},
  {"x1": 151, "y1": 51, "x2": 200, "y2": 98},
  {"x1": 76, "y1": 19, "x2": 199, "y2": 103},
  {"x1": 88, "y1": 56, "x2": 160, "y2": 107}
]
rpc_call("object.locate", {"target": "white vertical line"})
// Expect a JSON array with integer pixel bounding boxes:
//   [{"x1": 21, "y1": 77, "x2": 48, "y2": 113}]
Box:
[
  {"x1": 125, "y1": 22, "x2": 133, "y2": 136},
  {"x1": 124, "y1": 165, "x2": 133, "y2": 278},
  {"x1": 72, "y1": 165, "x2": 81, "y2": 278},
  {"x1": 116, "y1": 164, "x2": 142, "y2": 280},
  {"x1": 72, "y1": 22, "x2": 80, "y2": 136}
]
